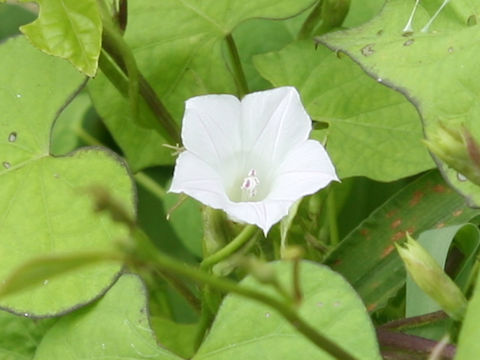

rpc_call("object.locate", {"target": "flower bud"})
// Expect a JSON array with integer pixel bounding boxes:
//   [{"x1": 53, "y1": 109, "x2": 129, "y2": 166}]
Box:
[
  {"x1": 243, "y1": 257, "x2": 277, "y2": 284},
  {"x1": 424, "y1": 123, "x2": 480, "y2": 186},
  {"x1": 396, "y1": 234, "x2": 467, "y2": 321}
]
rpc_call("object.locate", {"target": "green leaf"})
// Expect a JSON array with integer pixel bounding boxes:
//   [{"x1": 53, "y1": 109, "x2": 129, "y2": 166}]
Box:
[
  {"x1": 319, "y1": 0, "x2": 480, "y2": 204},
  {"x1": 50, "y1": 91, "x2": 92, "y2": 156},
  {"x1": 325, "y1": 171, "x2": 480, "y2": 312},
  {"x1": 163, "y1": 193, "x2": 203, "y2": 258},
  {"x1": 18, "y1": 0, "x2": 101, "y2": 76},
  {"x1": 254, "y1": 40, "x2": 434, "y2": 180},
  {"x1": 151, "y1": 316, "x2": 197, "y2": 359},
  {"x1": 194, "y1": 261, "x2": 381, "y2": 360},
  {"x1": 0, "y1": 36, "x2": 133, "y2": 316},
  {"x1": 406, "y1": 224, "x2": 480, "y2": 318},
  {"x1": 0, "y1": 3, "x2": 36, "y2": 40},
  {"x1": 0, "y1": 310, "x2": 55, "y2": 360},
  {"x1": 88, "y1": 0, "x2": 317, "y2": 171},
  {"x1": 456, "y1": 268, "x2": 480, "y2": 359},
  {"x1": 34, "y1": 275, "x2": 183, "y2": 360},
  {"x1": 343, "y1": 0, "x2": 384, "y2": 28}
]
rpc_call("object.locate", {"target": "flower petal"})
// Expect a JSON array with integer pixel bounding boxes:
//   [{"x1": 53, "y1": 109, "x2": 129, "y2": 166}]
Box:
[
  {"x1": 169, "y1": 151, "x2": 229, "y2": 208},
  {"x1": 182, "y1": 94, "x2": 242, "y2": 167},
  {"x1": 240, "y1": 87, "x2": 311, "y2": 164},
  {"x1": 267, "y1": 140, "x2": 339, "y2": 202},
  {"x1": 223, "y1": 200, "x2": 294, "y2": 236}
]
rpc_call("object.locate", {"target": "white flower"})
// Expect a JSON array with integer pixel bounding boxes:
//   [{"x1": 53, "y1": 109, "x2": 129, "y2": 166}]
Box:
[{"x1": 169, "y1": 87, "x2": 338, "y2": 235}]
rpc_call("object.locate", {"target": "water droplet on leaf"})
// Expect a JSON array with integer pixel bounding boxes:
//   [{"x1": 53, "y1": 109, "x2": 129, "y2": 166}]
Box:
[
  {"x1": 457, "y1": 173, "x2": 467, "y2": 182},
  {"x1": 2, "y1": 161, "x2": 11, "y2": 169},
  {"x1": 8, "y1": 132, "x2": 17, "y2": 142}
]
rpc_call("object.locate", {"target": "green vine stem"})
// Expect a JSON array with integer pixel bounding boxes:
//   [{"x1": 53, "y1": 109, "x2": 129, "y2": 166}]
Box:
[
  {"x1": 298, "y1": 0, "x2": 324, "y2": 39},
  {"x1": 130, "y1": 230, "x2": 360, "y2": 360},
  {"x1": 376, "y1": 328, "x2": 455, "y2": 359},
  {"x1": 225, "y1": 34, "x2": 249, "y2": 97},
  {"x1": 97, "y1": 0, "x2": 181, "y2": 144},
  {"x1": 98, "y1": 1, "x2": 139, "y2": 123},
  {"x1": 200, "y1": 224, "x2": 258, "y2": 269}
]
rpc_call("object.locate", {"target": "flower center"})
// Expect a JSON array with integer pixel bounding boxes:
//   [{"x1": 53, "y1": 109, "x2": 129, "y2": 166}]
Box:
[{"x1": 240, "y1": 169, "x2": 260, "y2": 199}]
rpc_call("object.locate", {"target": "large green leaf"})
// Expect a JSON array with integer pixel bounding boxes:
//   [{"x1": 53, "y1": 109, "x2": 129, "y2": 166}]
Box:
[
  {"x1": 0, "y1": 3, "x2": 36, "y2": 40},
  {"x1": 0, "y1": 310, "x2": 54, "y2": 360},
  {"x1": 88, "y1": 0, "x2": 317, "y2": 171},
  {"x1": 34, "y1": 275, "x2": 182, "y2": 360},
  {"x1": 0, "y1": 36, "x2": 133, "y2": 316},
  {"x1": 325, "y1": 171, "x2": 480, "y2": 311},
  {"x1": 194, "y1": 261, "x2": 381, "y2": 360},
  {"x1": 10, "y1": 0, "x2": 102, "y2": 76},
  {"x1": 254, "y1": 40, "x2": 434, "y2": 180},
  {"x1": 319, "y1": 0, "x2": 480, "y2": 204},
  {"x1": 456, "y1": 266, "x2": 480, "y2": 359}
]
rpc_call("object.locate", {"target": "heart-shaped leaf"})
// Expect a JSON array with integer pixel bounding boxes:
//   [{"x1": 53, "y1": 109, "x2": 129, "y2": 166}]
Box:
[
  {"x1": 194, "y1": 260, "x2": 381, "y2": 360},
  {"x1": 319, "y1": 0, "x2": 480, "y2": 204},
  {"x1": 0, "y1": 36, "x2": 133, "y2": 316}
]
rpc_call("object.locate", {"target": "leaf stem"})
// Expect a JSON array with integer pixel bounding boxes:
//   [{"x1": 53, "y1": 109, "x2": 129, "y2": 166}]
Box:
[
  {"x1": 225, "y1": 34, "x2": 249, "y2": 97},
  {"x1": 97, "y1": 1, "x2": 180, "y2": 144},
  {"x1": 298, "y1": 0, "x2": 324, "y2": 39},
  {"x1": 134, "y1": 172, "x2": 166, "y2": 199},
  {"x1": 200, "y1": 224, "x2": 258, "y2": 269},
  {"x1": 133, "y1": 232, "x2": 360, "y2": 360}
]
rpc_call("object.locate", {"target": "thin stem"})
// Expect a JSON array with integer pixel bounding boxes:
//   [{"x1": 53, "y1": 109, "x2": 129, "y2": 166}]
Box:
[
  {"x1": 292, "y1": 259, "x2": 303, "y2": 302},
  {"x1": 134, "y1": 172, "x2": 166, "y2": 199},
  {"x1": 98, "y1": 49, "x2": 129, "y2": 96},
  {"x1": 115, "y1": 0, "x2": 128, "y2": 32},
  {"x1": 98, "y1": 1, "x2": 139, "y2": 126},
  {"x1": 98, "y1": 1, "x2": 180, "y2": 144},
  {"x1": 377, "y1": 328, "x2": 455, "y2": 359},
  {"x1": 225, "y1": 34, "x2": 249, "y2": 97},
  {"x1": 403, "y1": 0, "x2": 420, "y2": 33},
  {"x1": 298, "y1": 0, "x2": 324, "y2": 39},
  {"x1": 380, "y1": 311, "x2": 448, "y2": 331},
  {"x1": 327, "y1": 186, "x2": 339, "y2": 246},
  {"x1": 200, "y1": 225, "x2": 258, "y2": 269},
  {"x1": 138, "y1": 238, "x2": 359, "y2": 360}
]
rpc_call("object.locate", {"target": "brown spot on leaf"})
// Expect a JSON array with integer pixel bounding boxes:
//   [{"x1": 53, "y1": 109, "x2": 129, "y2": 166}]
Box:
[
  {"x1": 410, "y1": 191, "x2": 424, "y2": 206},
  {"x1": 436, "y1": 222, "x2": 445, "y2": 229},
  {"x1": 332, "y1": 259, "x2": 342, "y2": 267},
  {"x1": 391, "y1": 219, "x2": 402, "y2": 229},
  {"x1": 391, "y1": 232, "x2": 405, "y2": 242},
  {"x1": 406, "y1": 226, "x2": 415, "y2": 235},
  {"x1": 453, "y1": 209, "x2": 463, "y2": 217},
  {"x1": 433, "y1": 184, "x2": 447, "y2": 193},
  {"x1": 381, "y1": 244, "x2": 395, "y2": 258},
  {"x1": 367, "y1": 303, "x2": 377, "y2": 312},
  {"x1": 386, "y1": 210, "x2": 397, "y2": 218}
]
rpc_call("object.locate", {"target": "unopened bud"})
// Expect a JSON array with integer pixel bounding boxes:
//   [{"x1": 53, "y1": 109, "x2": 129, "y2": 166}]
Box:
[
  {"x1": 396, "y1": 234, "x2": 467, "y2": 321},
  {"x1": 424, "y1": 123, "x2": 480, "y2": 185},
  {"x1": 244, "y1": 257, "x2": 277, "y2": 284}
]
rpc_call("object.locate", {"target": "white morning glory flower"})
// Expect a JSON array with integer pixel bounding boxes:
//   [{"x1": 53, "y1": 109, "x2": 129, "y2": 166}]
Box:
[{"x1": 169, "y1": 87, "x2": 338, "y2": 235}]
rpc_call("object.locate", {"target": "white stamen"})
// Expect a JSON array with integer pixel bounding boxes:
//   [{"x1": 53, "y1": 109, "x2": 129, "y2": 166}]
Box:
[
  {"x1": 241, "y1": 169, "x2": 260, "y2": 198},
  {"x1": 421, "y1": 0, "x2": 450, "y2": 33},
  {"x1": 403, "y1": 0, "x2": 421, "y2": 33}
]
